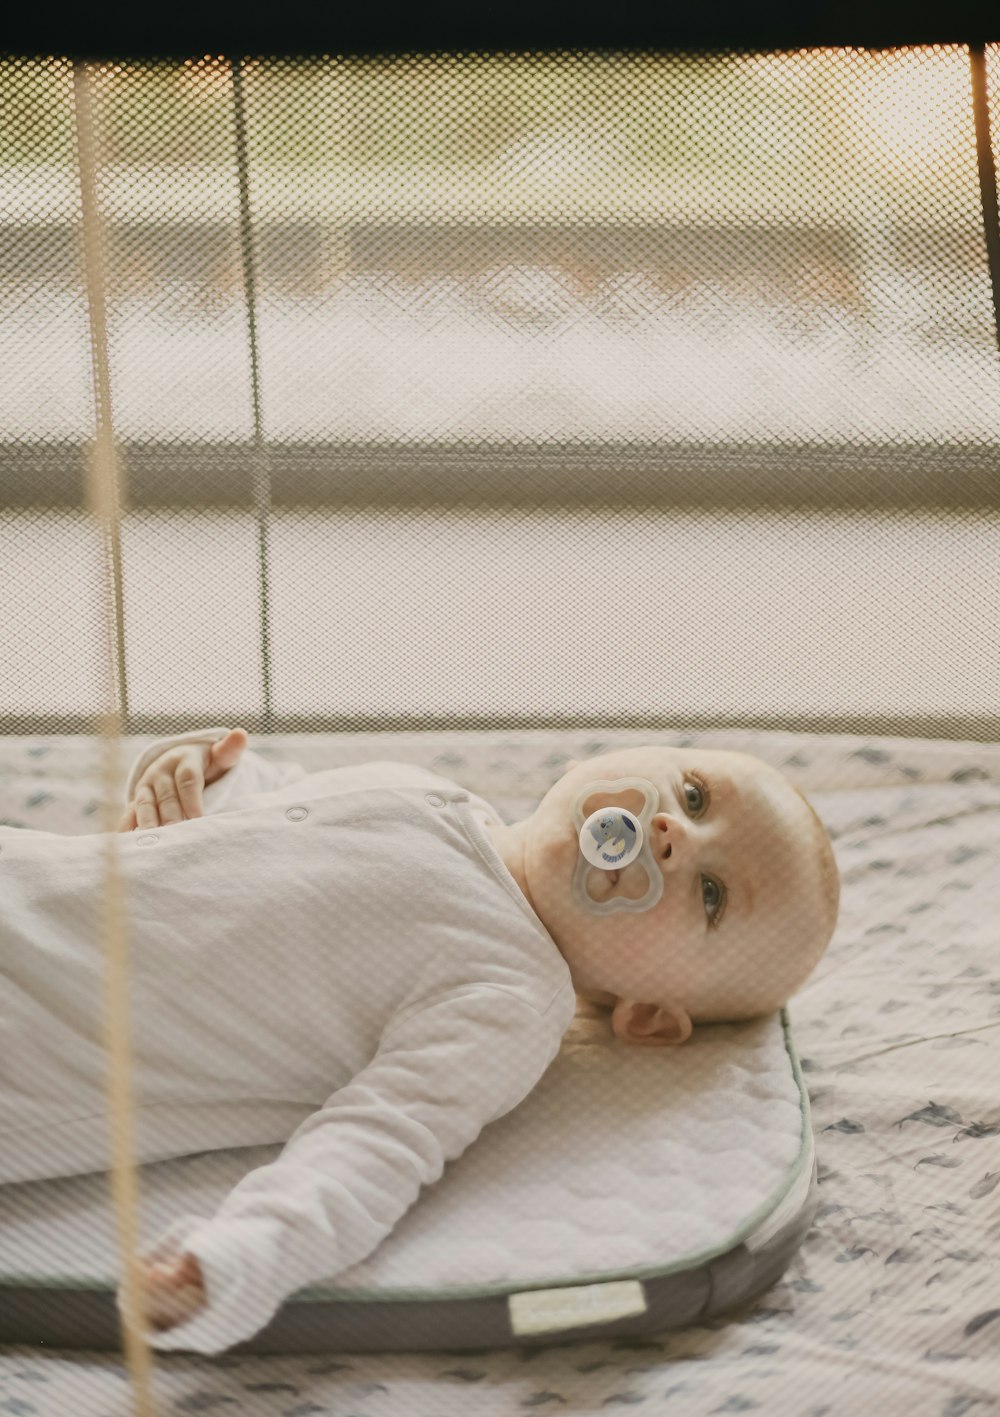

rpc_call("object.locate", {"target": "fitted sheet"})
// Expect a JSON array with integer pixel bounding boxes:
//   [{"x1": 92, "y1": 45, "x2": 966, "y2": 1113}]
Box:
[{"x1": 2, "y1": 727, "x2": 999, "y2": 1414}]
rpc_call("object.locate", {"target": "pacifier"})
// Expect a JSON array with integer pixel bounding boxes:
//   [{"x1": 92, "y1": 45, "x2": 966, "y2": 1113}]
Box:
[{"x1": 572, "y1": 776, "x2": 664, "y2": 914}]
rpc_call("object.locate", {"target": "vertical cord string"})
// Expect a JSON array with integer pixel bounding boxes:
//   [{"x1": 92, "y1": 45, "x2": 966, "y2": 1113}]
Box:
[
  {"x1": 73, "y1": 59, "x2": 157, "y2": 1417},
  {"x1": 969, "y1": 42, "x2": 1000, "y2": 357},
  {"x1": 231, "y1": 57, "x2": 275, "y2": 735}
]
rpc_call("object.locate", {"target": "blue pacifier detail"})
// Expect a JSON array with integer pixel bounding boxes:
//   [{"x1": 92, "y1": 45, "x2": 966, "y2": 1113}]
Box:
[
  {"x1": 578, "y1": 807, "x2": 643, "y2": 869},
  {"x1": 572, "y1": 776, "x2": 665, "y2": 915}
]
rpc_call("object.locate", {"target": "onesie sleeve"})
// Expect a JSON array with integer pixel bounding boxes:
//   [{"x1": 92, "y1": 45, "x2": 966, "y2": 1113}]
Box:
[
  {"x1": 123, "y1": 727, "x2": 307, "y2": 816},
  {"x1": 130, "y1": 986, "x2": 567, "y2": 1354}
]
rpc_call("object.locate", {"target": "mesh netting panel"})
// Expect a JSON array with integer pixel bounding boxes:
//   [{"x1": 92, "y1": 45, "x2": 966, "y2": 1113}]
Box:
[
  {"x1": 1, "y1": 47, "x2": 999, "y2": 737},
  {"x1": 1, "y1": 45, "x2": 1000, "y2": 1382}
]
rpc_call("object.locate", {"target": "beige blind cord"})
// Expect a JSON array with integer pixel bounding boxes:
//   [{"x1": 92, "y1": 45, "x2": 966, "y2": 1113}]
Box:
[{"x1": 73, "y1": 61, "x2": 158, "y2": 1417}]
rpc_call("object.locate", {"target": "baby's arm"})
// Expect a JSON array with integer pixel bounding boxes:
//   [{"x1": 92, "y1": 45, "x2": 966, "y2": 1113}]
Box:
[
  {"x1": 122, "y1": 726, "x2": 308, "y2": 824},
  {"x1": 119, "y1": 729, "x2": 248, "y2": 830},
  {"x1": 124, "y1": 988, "x2": 565, "y2": 1354}
]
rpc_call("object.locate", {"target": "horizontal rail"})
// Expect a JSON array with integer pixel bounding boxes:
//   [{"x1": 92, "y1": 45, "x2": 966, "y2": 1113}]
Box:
[
  {"x1": 3, "y1": 27, "x2": 997, "y2": 63},
  {"x1": 2, "y1": 711, "x2": 999, "y2": 742},
  {"x1": 2, "y1": 441, "x2": 998, "y2": 511}
]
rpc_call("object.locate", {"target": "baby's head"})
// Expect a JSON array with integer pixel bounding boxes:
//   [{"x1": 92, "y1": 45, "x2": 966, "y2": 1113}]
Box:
[{"x1": 501, "y1": 745, "x2": 839, "y2": 1047}]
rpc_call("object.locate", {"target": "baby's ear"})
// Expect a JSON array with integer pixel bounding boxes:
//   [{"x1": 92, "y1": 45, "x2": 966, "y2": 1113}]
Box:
[{"x1": 611, "y1": 999, "x2": 693, "y2": 1047}]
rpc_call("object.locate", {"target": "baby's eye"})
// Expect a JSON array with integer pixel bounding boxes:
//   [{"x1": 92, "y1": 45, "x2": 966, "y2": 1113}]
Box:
[
  {"x1": 702, "y1": 876, "x2": 723, "y2": 922},
  {"x1": 683, "y1": 779, "x2": 705, "y2": 813}
]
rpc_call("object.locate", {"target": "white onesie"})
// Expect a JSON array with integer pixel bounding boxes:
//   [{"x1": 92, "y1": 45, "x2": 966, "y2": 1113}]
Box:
[{"x1": 0, "y1": 729, "x2": 577, "y2": 1353}]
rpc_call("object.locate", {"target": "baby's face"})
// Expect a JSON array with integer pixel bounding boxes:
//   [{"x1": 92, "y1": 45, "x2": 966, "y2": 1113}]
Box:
[{"x1": 521, "y1": 746, "x2": 833, "y2": 1045}]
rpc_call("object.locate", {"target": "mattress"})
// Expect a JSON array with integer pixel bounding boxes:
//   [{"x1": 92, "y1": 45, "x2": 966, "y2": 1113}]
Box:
[
  {"x1": 1, "y1": 727, "x2": 999, "y2": 1411},
  {"x1": 0, "y1": 1009, "x2": 815, "y2": 1352}
]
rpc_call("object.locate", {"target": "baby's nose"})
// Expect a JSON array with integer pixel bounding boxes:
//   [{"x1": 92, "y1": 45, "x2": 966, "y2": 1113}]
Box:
[{"x1": 649, "y1": 811, "x2": 686, "y2": 862}]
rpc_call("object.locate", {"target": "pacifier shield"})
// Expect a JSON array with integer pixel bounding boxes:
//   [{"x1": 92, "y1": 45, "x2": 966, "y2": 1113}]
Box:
[{"x1": 578, "y1": 806, "x2": 645, "y2": 870}]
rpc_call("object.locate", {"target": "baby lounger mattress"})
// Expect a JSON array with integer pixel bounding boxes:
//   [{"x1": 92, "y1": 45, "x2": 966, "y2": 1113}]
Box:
[{"x1": 0, "y1": 1004, "x2": 814, "y2": 1353}]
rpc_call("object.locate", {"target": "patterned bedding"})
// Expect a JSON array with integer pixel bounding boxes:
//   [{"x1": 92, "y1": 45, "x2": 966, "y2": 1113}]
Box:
[{"x1": 1, "y1": 726, "x2": 999, "y2": 1416}]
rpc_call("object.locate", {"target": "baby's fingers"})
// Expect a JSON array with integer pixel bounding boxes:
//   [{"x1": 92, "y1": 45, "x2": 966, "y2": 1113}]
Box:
[
  {"x1": 136, "y1": 766, "x2": 203, "y2": 827},
  {"x1": 172, "y1": 764, "x2": 205, "y2": 821},
  {"x1": 130, "y1": 1256, "x2": 206, "y2": 1331}
]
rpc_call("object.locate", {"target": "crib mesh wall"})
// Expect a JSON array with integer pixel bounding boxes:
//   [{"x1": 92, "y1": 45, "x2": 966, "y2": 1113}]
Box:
[
  {"x1": 1, "y1": 46, "x2": 999, "y2": 742},
  {"x1": 1, "y1": 43, "x2": 1000, "y2": 1381}
]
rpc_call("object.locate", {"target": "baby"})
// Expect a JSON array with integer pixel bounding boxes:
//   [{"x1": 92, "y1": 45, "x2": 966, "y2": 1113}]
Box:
[{"x1": 3, "y1": 728, "x2": 839, "y2": 1351}]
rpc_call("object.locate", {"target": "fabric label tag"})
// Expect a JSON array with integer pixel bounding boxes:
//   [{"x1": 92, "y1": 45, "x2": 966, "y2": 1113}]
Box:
[{"x1": 508, "y1": 1279, "x2": 647, "y2": 1336}]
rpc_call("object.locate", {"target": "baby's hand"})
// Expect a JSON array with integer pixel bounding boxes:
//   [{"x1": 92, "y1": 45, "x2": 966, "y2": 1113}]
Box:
[
  {"x1": 118, "y1": 728, "x2": 249, "y2": 831},
  {"x1": 127, "y1": 1252, "x2": 207, "y2": 1333}
]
